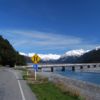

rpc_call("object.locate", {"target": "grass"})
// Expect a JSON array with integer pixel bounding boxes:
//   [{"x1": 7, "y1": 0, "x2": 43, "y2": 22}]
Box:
[
  {"x1": 29, "y1": 82, "x2": 81, "y2": 100},
  {"x1": 23, "y1": 70, "x2": 28, "y2": 80},
  {"x1": 22, "y1": 69, "x2": 83, "y2": 100}
]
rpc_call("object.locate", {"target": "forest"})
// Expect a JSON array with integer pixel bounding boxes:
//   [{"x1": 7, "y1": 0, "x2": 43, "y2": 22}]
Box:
[{"x1": 0, "y1": 35, "x2": 26, "y2": 67}]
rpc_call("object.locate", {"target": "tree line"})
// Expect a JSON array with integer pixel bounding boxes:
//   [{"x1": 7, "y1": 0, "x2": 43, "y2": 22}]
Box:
[{"x1": 0, "y1": 35, "x2": 26, "y2": 67}]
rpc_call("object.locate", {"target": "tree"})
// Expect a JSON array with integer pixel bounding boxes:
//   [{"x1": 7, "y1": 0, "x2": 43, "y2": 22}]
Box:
[{"x1": 0, "y1": 35, "x2": 26, "y2": 67}]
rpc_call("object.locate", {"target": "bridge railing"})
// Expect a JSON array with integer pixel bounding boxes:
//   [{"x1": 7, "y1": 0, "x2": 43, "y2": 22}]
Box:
[{"x1": 26, "y1": 63, "x2": 100, "y2": 72}]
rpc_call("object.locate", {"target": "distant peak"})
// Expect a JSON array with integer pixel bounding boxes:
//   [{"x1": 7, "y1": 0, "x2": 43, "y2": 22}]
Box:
[
  {"x1": 19, "y1": 52, "x2": 61, "y2": 61},
  {"x1": 61, "y1": 49, "x2": 89, "y2": 58},
  {"x1": 95, "y1": 46, "x2": 100, "y2": 50},
  {"x1": 38, "y1": 54, "x2": 61, "y2": 61}
]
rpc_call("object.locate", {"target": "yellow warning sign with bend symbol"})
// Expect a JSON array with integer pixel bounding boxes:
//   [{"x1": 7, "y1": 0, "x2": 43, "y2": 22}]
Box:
[{"x1": 31, "y1": 54, "x2": 41, "y2": 64}]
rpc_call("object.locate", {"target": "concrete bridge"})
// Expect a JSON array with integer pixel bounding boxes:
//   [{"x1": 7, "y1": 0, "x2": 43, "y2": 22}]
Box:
[{"x1": 37, "y1": 63, "x2": 100, "y2": 72}]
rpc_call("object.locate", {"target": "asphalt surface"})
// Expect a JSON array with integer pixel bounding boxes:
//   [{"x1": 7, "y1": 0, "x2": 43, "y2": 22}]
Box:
[{"x1": 0, "y1": 67, "x2": 37, "y2": 100}]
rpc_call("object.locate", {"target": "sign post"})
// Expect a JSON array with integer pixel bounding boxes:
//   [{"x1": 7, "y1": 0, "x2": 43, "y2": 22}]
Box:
[
  {"x1": 31, "y1": 54, "x2": 41, "y2": 81},
  {"x1": 33, "y1": 64, "x2": 38, "y2": 80}
]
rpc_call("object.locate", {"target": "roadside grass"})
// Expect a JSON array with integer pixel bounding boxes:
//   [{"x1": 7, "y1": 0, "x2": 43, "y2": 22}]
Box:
[
  {"x1": 22, "y1": 69, "x2": 84, "y2": 100},
  {"x1": 29, "y1": 82, "x2": 81, "y2": 100},
  {"x1": 22, "y1": 69, "x2": 28, "y2": 80}
]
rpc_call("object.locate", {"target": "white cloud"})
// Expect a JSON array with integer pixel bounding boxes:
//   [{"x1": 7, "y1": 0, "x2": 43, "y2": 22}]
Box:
[
  {"x1": 0, "y1": 30, "x2": 100, "y2": 53},
  {"x1": 2, "y1": 30, "x2": 81, "y2": 48}
]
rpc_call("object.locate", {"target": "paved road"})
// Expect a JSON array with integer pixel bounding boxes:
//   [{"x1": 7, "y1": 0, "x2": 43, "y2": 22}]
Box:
[{"x1": 0, "y1": 67, "x2": 37, "y2": 100}]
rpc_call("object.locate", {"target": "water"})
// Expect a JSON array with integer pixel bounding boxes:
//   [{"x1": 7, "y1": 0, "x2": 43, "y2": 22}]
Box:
[
  {"x1": 28, "y1": 63, "x2": 100, "y2": 85},
  {"x1": 56, "y1": 70, "x2": 100, "y2": 85}
]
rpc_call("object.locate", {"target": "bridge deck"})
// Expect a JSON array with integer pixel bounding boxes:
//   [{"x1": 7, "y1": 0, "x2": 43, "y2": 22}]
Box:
[{"x1": 38, "y1": 63, "x2": 100, "y2": 68}]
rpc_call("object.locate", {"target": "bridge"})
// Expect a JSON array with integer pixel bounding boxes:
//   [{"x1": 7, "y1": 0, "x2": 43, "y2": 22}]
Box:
[{"x1": 36, "y1": 63, "x2": 100, "y2": 72}]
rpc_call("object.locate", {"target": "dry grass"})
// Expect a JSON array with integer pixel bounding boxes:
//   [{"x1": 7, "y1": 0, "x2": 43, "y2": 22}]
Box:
[
  {"x1": 23, "y1": 69, "x2": 84, "y2": 100},
  {"x1": 23, "y1": 70, "x2": 48, "y2": 84},
  {"x1": 52, "y1": 78, "x2": 84, "y2": 100}
]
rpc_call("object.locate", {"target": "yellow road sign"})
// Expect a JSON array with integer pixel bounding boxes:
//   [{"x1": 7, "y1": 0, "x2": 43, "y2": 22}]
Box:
[{"x1": 31, "y1": 54, "x2": 41, "y2": 64}]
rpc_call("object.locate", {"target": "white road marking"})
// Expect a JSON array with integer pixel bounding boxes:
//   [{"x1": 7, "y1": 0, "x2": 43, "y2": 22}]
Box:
[
  {"x1": 17, "y1": 78, "x2": 26, "y2": 100},
  {"x1": 9, "y1": 69, "x2": 26, "y2": 100}
]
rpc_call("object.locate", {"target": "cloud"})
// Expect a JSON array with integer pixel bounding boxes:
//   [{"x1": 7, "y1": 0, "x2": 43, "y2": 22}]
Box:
[
  {"x1": 1, "y1": 30, "x2": 81, "y2": 47},
  {"x1": 0, "y1": 30, "x2": 99, "y2": 53}
]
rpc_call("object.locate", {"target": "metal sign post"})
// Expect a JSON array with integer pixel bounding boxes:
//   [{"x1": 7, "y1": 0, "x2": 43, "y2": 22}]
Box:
[
  {"x1": 33, "y1": 64, "x2": 38, "y2": 80},
  {"x1": 35, "y1": 70, "x2": 36, "y2": 81},
  {"x1": 31, "y1": 54, "x2": 41, "y2": 81}
]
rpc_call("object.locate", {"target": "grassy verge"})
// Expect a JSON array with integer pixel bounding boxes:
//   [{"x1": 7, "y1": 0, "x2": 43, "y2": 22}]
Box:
[
  {"x1": 23, "y1": 70, "x2": 83, "y2": 100},
  {"x1": 29, "y1": 82, "x2": 81, "y2": 100}
]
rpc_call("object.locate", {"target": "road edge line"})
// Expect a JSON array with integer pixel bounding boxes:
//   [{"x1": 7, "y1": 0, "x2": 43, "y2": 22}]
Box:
[{"x1": 11, "y1": 69, "x2": 26, "y2": 100}]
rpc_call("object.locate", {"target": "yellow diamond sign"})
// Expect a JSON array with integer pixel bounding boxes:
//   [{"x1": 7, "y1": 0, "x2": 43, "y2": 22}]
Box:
[{"x1": 31, "y1": 54, "x2": 41, "y2": 64}]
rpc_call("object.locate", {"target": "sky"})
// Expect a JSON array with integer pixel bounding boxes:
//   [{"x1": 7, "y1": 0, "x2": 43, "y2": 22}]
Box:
[{"x1": 0, "y1": 0, "x2": 100, "y2": 54}]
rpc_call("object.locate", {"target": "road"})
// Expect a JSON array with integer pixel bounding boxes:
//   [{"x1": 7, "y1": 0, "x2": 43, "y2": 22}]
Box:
[{"x1": 0, "y1": 67, "x2": 37, "y2": 100}]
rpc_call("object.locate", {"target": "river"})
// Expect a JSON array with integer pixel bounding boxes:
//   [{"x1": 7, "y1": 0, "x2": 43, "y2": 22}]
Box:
[
  {"x1": 28, "y1": 63, "x2": 100, "y2": 85},
  {"x1": 56, "y1": 70, "x2": 100, "y2": 85}
]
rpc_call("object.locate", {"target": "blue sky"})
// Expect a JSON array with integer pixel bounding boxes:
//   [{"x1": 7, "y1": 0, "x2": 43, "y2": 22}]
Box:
[{"x1": 0, "y1": 0, "x2": 100, "y2": 54}]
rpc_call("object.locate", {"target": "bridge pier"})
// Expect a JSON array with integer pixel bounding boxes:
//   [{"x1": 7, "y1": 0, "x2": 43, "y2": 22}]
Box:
[
  {"x1": 38, "y1": 67, "x2": 42, "y2": 72},
  {"x1": 51, "y1": 67, "x2": 54, "y2": 72},
  {"x1": 61, "y1": 66, "x2": 65, "y2": 71},
  {"x1": 93, "y1": 65, "x2": 96, "y2": 68},
  {"x1": 87, "y1": 65, "x2": 90, "y2": 68},
  {"x1": 72, "y1": 66, "x2": 75, "y2": 71},
  {"x1": 80, "y1": 66, "x2": 83, "y2": 69}
]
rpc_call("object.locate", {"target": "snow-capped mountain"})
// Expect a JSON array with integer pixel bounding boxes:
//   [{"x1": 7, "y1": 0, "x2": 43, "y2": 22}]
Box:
[
  {"x1": 19, "y1": 52, "x2": 61, "y2": 61},
  {"x1": 38, "y1": 54, "x2": 60, "y2": 61},
  {"x1": 95, "y1": 46, "x2": 100, "y2": 50},
  {"x1": 58, "y1": 49, "x2": 89, "y2": 63},
  {"x1": 61, "y1": 49, "x2": 88, "y2": 58},
  {"x1": 20, "y1": 49, "x2": 88, "y2": 61},
  {"x1": 20, "y1": 47, "x2": 100, "y2": 63}
]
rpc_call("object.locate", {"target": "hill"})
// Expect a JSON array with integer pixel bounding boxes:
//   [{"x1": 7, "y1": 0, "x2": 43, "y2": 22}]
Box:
[
  {"x1": 0, "y1": 35, "x2": 26, "y2": 67},
  {"x1": 78, "y1": 48, "x2": 100, "y2": 63},
  {"x1": 58, "y1": 48, "x2": 100, "y2": 63},
  {"x1": 35, "y1": 48, "x2": 100, "y2": 64}
]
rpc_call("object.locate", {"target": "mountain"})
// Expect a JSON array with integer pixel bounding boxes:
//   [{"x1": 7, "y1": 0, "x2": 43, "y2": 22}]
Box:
[
  {"x1": 78, "y1": 48, "x2": 100, "y2": 63},
  {"x1": 20, "y1": 52, "x2": 60, "y2": 61},
  {"x1": 58, "y1": 48, "x2": 100, "y2": 63},
  {"x1": 22, "y1": 49, "x2": 87, "y2": 64},
  {"x1": 58, "y1": 49, "x2": 87, "y2": 63},
  {"x1": 38, "y1": 54, "x2": 60, "y2": 61},
  {"x1": 61, "y1": 49, "x2": 87, "y2": 58},
  {"x1": 20, "y1": 47, "x2": 100, "y2": 64},
  {"x1": 0, "y1": 35, "x2": 26, "y2": 67},
  {"x1": 20, "y1": 49, "x2": 86, "y2": 62}
]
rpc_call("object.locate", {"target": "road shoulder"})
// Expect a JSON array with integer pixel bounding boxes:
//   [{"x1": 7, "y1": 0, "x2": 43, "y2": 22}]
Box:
[{"x1": 13, "y1": 69, "x2": 37, "y2": 100}]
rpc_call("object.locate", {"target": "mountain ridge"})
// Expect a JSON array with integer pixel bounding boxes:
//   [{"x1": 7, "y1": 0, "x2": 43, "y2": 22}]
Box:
[{"x1": 21, "y1": 47, "x2": 100, "y2": 63}]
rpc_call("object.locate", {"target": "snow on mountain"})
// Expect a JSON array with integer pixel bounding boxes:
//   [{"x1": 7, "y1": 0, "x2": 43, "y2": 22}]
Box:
[
  {"x1": 38, "y1": 54, "x2": 60, "y2": 61},
  {"x1": 95, "y1": 46, "x2": 100, "y2": 50},
  {"x1": 20, "y1": 49, "x2": 89, "y2": 61},
  {"x1": 61, "y1": 49, "x2": 88, "y2": 58},
  {"x1": 19, "y1": 52, "x2": 28, "y2": 56},
  {"x1": 19, "y1": 52, "x2": 61, "y2": 61}
]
